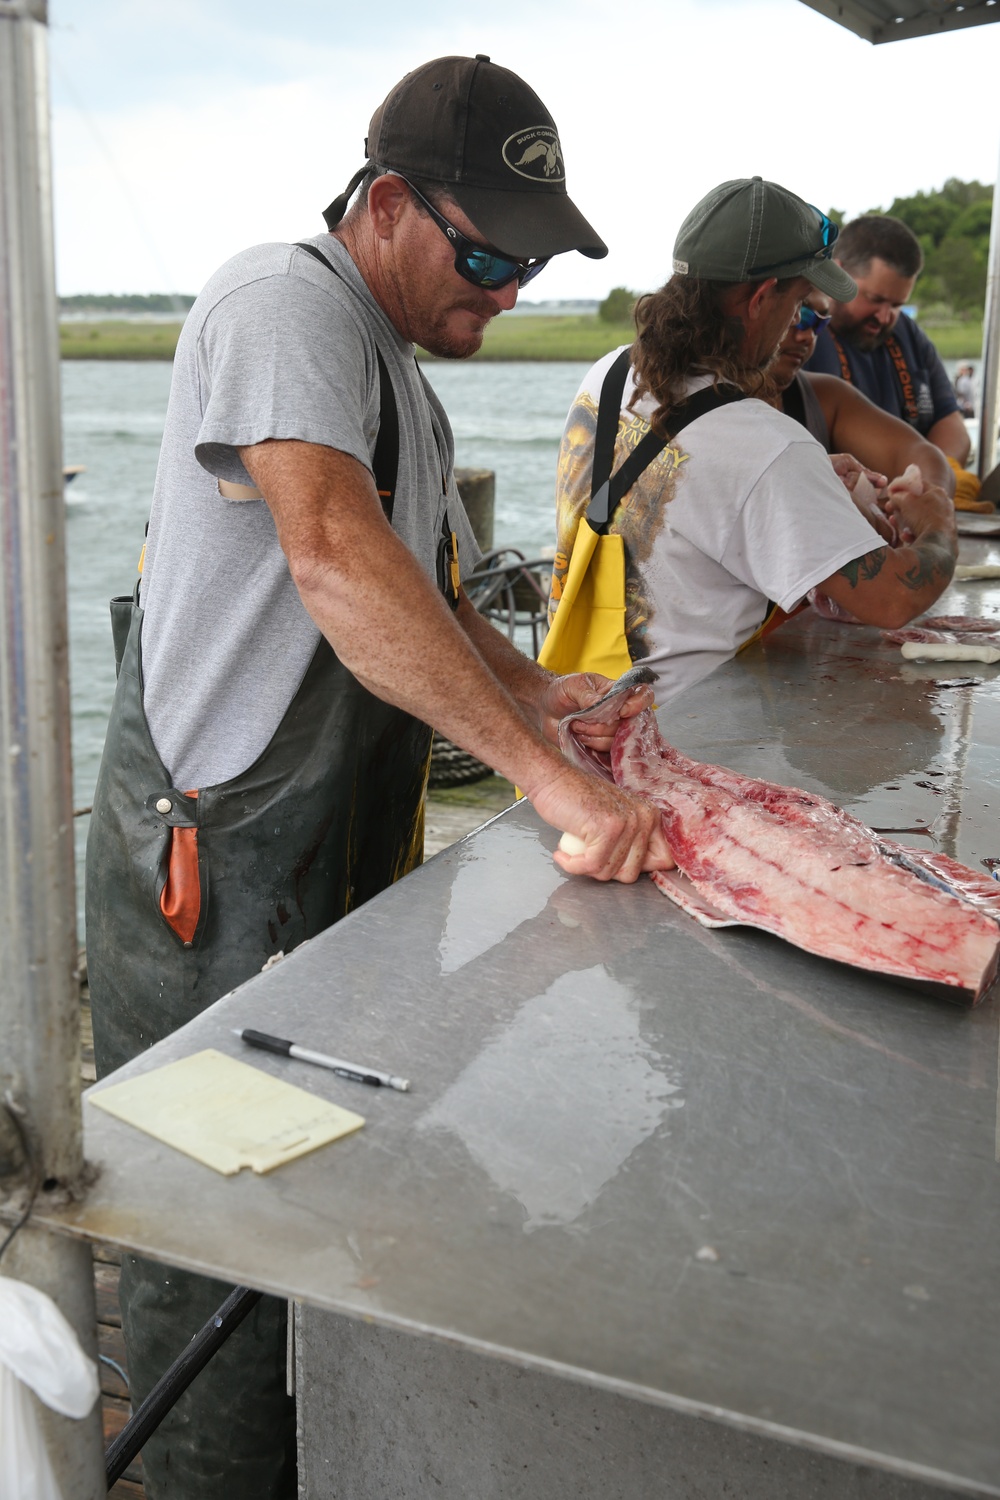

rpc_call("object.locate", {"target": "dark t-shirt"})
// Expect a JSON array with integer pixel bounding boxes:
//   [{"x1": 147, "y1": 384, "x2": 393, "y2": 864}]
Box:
[{"x1": 804, "y1": 313, "x2": 957, "y2": 437}]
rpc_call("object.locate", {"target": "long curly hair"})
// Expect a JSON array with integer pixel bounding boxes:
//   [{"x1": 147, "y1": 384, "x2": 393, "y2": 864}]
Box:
[{"x1": 630, "y1": 274, "x2": 796, "y2": 434}]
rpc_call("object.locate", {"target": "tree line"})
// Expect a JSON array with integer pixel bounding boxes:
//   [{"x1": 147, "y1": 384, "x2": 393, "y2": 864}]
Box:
[
  {"x1": 600, "y1": 177, "x2": 994, "y2": 323},
  {"x1": 59, "y1": 292, "x2": 195, "y2": 314},
  {"x1": 831, "y1": 177, "x2": 992, "y2": 316}
]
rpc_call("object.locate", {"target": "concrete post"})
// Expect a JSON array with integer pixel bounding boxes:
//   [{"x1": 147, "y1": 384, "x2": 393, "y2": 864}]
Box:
[
  {"x1": 455, "y1": 466, "x2": 495, "y2": 554},
  {"x1": 0, "y1": 2, "x2": 105, "y2": 1492}
]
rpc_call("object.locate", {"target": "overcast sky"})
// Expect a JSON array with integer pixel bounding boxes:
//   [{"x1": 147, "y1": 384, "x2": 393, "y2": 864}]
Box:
[{"x1": 48, "y1": 0, "x2": 1000, "y2": 303}]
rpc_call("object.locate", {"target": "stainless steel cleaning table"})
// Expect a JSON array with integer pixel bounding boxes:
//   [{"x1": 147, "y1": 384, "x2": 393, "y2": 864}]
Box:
[{"x1": 41, "y1": 566, "x2": 1000, "y2": 1498}]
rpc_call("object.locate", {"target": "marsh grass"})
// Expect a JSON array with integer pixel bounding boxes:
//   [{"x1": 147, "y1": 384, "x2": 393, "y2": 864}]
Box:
[
  {"x1": 58, "y1": 316, "x2": 985, "y2": 363},
  {"x1": 59, "y1": 315, "x2": 638, "y2": 363}
]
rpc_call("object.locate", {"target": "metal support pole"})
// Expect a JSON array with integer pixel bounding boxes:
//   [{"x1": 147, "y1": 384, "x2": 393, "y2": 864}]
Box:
[
  {"x1": 0, "y1": 1, "x2": 105, "y2": 1494},
  {"x1": 978, "y1": 140, "x2": 1000, "y2": 479},
  {"x1": 106, "y1": 1285, "x2": 264, "y2": 1487}
]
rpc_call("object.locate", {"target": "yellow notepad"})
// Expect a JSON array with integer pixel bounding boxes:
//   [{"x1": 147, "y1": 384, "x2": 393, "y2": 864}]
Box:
[{"x1": 88, "y1": 1048, "x2": 364, "y2": 1175}]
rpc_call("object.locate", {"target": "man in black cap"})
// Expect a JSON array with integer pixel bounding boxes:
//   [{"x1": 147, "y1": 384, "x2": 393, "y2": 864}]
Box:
[
  {"x1": 87, "y1": 55, "x2": 671, "y2": 1499},
  {"x1": 548, "y1": 177, "x2": 957, "y2": 697}
]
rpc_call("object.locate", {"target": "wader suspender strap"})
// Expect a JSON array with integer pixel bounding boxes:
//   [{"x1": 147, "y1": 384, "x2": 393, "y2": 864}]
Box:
[
  {"x1": 416, "y1": 365, "x2": 462, "y2": 612},
  {"x1": 295, "y1": 242, "x2": 460, "y2": 608},
  {"x1": 589, "y1": 348, "x2": 746, "y2": 533},
  {"x1": 294, "y1": 242, "x2": 399, "y2": 515},
  {"x1": 588, "y1": 351, "x2": 790, "y2": 652},
  {"x1": 829, "y1": 330, "x2": 920, "y2": 428}
]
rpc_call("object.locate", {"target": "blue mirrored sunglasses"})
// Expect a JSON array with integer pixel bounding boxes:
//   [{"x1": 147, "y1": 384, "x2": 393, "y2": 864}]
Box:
[
  {"x1": 394, "y1": 174, "x2": 549, "y2": 292},
  {"x1": 807, "y1": 205, "x2": 839, "y2": 250},
  {"x1": 795, "y1": 306, "x2": 832, "y2": 334}
]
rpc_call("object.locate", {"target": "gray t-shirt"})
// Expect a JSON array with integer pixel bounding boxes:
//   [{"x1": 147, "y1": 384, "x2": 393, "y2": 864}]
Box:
[{"x1": 139, "y1": 235, "x2": 480, "y2": 789}]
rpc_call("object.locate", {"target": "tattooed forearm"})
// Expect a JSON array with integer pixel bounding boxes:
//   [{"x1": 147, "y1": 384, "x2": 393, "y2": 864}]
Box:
[
  {"x1": 838, "y1": 547, "x2": 887, "y2": 589},
  {"x1": 900, "y1": 535, "x2": 956, "y2": 593}
]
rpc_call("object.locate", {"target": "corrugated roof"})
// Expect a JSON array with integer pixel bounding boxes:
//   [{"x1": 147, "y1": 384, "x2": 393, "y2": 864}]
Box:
[{"x1": 798, "y1": 0, "x2": 1000, "y2": 43}]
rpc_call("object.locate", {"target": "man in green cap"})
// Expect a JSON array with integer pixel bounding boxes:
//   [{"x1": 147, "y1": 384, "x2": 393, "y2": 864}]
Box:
[
  {"x1": 548, "y1": 176, "x2": 957, "y2": 695},
  {"x1": 87, "y1": 54, "x2": 672, "y2": 1498}
]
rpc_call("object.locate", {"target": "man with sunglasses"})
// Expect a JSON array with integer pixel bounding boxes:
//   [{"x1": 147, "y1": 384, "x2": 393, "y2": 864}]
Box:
[
  {"x1": 86, "y1": 54, "x2": 673, "y2": 1500},
  {"x1": 548, "y1": 178, "x2": 956, "y2": 700},
  {"x1": 772, "y1": 290, "x2": 955, "y2": 503},
  {"x1": 803, "y1": 215, "x2": 987, "y2": 510}
]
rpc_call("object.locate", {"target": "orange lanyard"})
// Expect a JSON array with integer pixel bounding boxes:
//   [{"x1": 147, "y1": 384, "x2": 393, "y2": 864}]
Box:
[{"x1": 829, "y1": 331, "x2": 919, "y2": 427}]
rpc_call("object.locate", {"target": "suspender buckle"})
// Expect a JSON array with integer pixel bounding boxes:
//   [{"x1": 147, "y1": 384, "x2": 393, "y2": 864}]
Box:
[
  {"x1": 437, "y1": 525, "x2": 461, "y2": 611},
  {"x1": 589, "y1": 480, "x2": 612, "y2": 529},
  {"x1": 448, "y1": 531, "x2": 461, "y2": 603}
]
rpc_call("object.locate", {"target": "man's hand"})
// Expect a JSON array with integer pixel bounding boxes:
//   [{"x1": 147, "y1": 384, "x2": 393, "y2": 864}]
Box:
[
  {"x1": 535, "y1": 672, "x2": 654, "y2": 750},
  {"x1": 524, "y1": 759, "x2": 675, "y2": 883},
  {"x1": 883, "y1": 465, "x2": 957, "y2": 545},
  {"x1": 829, "y1": 456, "x2": 896, "y2": 544},
  {"x1": 829, "y1": 452, "x2": 887, "y2": 496},
  {"x1": 816, "y1": 462, "x2": 956, "y2": 628}
]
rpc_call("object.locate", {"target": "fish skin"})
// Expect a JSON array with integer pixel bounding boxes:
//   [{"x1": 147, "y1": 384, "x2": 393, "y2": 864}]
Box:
[
  {"x1": 555, "y1": 665, "x2": 655, "y2": 781},
  {"x1": 610, "y1": 710, "x2": 1000, "y2": 1000}
]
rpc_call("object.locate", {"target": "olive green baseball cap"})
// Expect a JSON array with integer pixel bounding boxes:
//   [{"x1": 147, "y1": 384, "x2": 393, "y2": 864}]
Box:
[{"x1": 672, "y1": 177, "x2": 856, "y2": 299}]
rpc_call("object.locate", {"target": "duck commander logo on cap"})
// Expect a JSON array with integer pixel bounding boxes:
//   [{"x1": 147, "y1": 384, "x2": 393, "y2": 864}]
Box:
[
  {"x1": 323, "y1": 54, "x2": 606, "y2": 263},
  {"x1": 503, "y1": 127, "x2": 565, "y2": 182}
]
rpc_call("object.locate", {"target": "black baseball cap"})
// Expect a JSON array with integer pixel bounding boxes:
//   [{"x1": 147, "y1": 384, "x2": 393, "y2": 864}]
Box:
[
  {"x1": 672, "y1": 178, "x2": 857, "y2": 300},
  {"x1": 323, "y1": 55, "x2": 607, "y2": 262}
]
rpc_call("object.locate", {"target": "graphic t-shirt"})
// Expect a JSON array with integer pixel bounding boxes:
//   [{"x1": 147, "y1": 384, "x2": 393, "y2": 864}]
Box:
[
  {"x1": 139, "y1": 235, "x2": 480, "y2": 789},
  {"x1": 548, "y1": 348, "x2": 882, "y2": 702},
  {"x1": 803, "y1": 313, "x2": 957, "y2": 436}
]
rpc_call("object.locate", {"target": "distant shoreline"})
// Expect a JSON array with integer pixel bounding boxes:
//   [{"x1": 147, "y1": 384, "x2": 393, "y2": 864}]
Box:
[{"x1": 59, "y1": 316, "x2": 985, "y2": 364}]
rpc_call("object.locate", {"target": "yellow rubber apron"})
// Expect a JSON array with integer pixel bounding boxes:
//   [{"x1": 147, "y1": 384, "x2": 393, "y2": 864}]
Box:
[{"x1": 540, "y1": 351, "x2": 745, "y2": 678}]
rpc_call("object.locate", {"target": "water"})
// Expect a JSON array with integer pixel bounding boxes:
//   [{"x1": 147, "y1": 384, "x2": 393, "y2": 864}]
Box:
[
  {"x1": 61, "y1": 358, "x2": 587, "y2": 926},
  {"x1": 421, "y1": 360, "x2": 590, "y2": 553}
]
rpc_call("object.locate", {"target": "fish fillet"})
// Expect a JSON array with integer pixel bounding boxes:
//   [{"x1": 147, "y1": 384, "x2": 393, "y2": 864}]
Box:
[
  {"x1": 609, "y1": 710, "x2": 999, "y2": 1001},
  {"x1": 883, "y1": 615, "x2": 1000, "y2": 646},
  {"x1": 922, "y1": 616, "x2": 1000, "y2": 631}
]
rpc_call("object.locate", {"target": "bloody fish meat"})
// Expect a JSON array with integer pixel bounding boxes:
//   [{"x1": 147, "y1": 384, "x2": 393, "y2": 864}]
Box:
[{"x1": 608, "y1": 709, "x2": 1000, "y2": 1002}]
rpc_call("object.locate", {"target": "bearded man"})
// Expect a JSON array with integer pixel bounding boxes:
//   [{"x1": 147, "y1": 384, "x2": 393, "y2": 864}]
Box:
[
  {"x1": 771, "y1": 288, "x2": 954, "y2": 496},
  {"x1": 803, "y1": 214, "x2": 985, "y2": 507}
]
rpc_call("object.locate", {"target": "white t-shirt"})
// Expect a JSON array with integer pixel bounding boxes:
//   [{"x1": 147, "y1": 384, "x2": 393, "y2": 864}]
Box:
[
  {"x1": 549, "y1": 348, "x2": 882, "y2": 701},
  {"x1": 139, "y1": 235, "x2": 480, "y2": 790}
]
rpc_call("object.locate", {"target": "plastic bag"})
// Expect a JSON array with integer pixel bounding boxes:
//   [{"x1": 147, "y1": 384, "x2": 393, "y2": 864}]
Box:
[{"x1": 0, "y1": 1275, "x2": 100, "y2": 1500}]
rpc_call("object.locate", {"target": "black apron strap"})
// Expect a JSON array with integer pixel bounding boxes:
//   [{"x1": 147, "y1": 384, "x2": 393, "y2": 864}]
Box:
[
  {"x1": 295, "y1": 243, "x2": 457, "y2": 608},
  {"x1": 589, "y1": 355, "x2": 746, "y2": 534},
  {"x1": 370, "y1": 348, "x2": 398, "y2": 520},
  {"x1": 294, "y1": 241, "x2": 399, "y2": 517},
  {"x1": 590, "y1": 348, "x2": 633, "y2": 527}
]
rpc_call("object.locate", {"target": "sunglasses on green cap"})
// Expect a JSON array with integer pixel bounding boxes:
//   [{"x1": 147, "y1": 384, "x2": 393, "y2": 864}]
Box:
[{"x1": 745, "y1": 207, "x2": 839, "y2": 279}]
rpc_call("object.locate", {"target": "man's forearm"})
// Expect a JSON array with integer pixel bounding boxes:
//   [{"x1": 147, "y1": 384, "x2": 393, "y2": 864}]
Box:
[
  {"x1": 927, "y1": 412, "x2": 971, "y2": 466},
  {"x1": 823, "y1": 532, "x2": 955, "y2": 627},
  {"x1": 456, "y1": 594, "x2": 554, "y2": 723},
  {"x1": 241, "y1": 439, "x2": 565, "y2": 798},
  {"x1": 894, "y1": 439, "x2": 953, "y2": 496}
]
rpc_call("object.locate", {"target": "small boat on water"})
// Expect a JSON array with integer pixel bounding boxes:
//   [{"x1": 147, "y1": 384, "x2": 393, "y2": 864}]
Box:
[{"x1": 63, "y1": 464, "x2": 85, "y2": 485}]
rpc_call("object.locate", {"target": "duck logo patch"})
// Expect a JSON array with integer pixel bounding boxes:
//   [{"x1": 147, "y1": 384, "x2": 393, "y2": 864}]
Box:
[{"x1": 502, "y1": 127, "x2": 565, "y2": 182}]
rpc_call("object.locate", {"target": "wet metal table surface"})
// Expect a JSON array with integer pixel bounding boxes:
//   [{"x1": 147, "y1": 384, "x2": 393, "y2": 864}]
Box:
[{"x1": 48, "y1": 576, "x2": 1000, "y2": 1496}]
